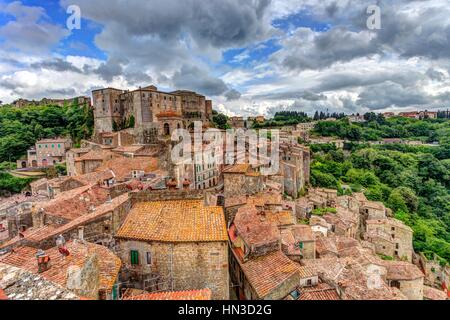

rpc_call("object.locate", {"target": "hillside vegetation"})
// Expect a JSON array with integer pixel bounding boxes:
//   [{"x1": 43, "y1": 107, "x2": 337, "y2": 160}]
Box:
[
  {"x1": 309, "y1": 117, "x2": 450, "y2": 263},
  {"x1": 0, "y1": 101, "x2": 93, "y2": 194}
]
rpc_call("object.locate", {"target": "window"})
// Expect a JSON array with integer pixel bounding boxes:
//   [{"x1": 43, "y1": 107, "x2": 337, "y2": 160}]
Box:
[
  {"x1": 146, "y1": 252, "x2": 152, "y2": 265},
  {"x1": 58, "y1": 144, "x2": 61, "y2": 148},
  {"x1": 130, "y1": 250, "x2": 139, "y2": 265},
  {"x1": 290, "y1": 290, "x2": 300, "y2": 299},
  {"x1": 307, "y1": 279, "x2": 312, "y2": 286}
]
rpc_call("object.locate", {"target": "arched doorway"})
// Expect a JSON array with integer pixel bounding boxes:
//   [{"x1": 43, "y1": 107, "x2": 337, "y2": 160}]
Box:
[
  {"x1": 42, "y1": 159, "x2": 48, "y2": 167},
  {"x1": 163, "y1": 123, "x2": 170, "y2": 136},
  {"x1": 21, "y1": 161, "x2": 27, "y2": 168},
  {"x1": 31, "y1": 160, "x2": 37, "y2": 168}
]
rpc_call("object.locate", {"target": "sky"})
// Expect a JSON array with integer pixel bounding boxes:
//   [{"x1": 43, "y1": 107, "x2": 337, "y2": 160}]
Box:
[{"x1": 0, "y1": 0, "x2": 449, "y2": 116}]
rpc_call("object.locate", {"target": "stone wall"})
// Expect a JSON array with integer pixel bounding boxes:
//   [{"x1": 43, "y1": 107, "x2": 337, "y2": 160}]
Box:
[
  {"x1": 397, "y1": 278, "x2": 424, "y2": 300},
  {"x1": 117, "y1": 240, "x2": 229, "y2": 300},
  {"x1": 223, "y1": 173, "x2": 264, "y2": 198}
]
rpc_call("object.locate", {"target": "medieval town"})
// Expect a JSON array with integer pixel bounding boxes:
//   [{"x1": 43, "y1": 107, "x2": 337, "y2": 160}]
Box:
[{"x1": 0, "y1": 84, "x2": 448, "y2": 301}]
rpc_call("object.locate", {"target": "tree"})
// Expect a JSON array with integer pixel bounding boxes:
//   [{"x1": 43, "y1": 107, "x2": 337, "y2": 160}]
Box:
[{"x1": 212, "y1": 113, "x2": 229, "y2": 130}]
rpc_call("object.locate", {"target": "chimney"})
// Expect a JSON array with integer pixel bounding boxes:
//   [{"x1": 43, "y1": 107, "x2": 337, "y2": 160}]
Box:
[
  {"x1": 36, "y1": 249, "x2": 51, "y2": 273},
  {"x1": 78, "y1": 226, "x2": 85, "y2": 242}
]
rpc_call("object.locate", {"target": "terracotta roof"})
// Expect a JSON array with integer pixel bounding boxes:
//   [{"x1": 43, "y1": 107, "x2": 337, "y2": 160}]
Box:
[
  {"x1": 0, "y1": 263, "x2": 79, "y2": 300},
  {"x1": 96, "y1": 157, "x2": 158, "y2": 181},
  {"x1": 384, "y1": 261, "x2": 424, "y2": 281},
  {"x1": 266, "y1": 210, "x2": 295, "y2": 227},
  {"x1": 124, "y1": 289, "x2": 212, "y2": 300},
  {"x1": 298, "y1": 265, "x2": 317, "y2": 278},
  {"x1": 73, "y1": 170, "x2": 115, "y2": 186},
  {"x1": 67, "y1": 148, "x2": 91, "y2": 154},
  {"x1": 112, "y1": 145, "x2": 145, "y2": 154},
  {"x1": 0, "y1": 288, "x2": 7, "y2": 300},
  {"x1": 0, "y1": 224, "x2": 60, "y2": 250},
  {"x1": 116, "y1": 200, "x2": 228, "y2": 242},
  {"x1": 248, "y1": 192, "x2": 282, "y2": 207},
  {"x1": 299, "y1": 284, "x2": 340, "y2": 300},
  {"x1": 233, "y1": 205, "x2": 279, "y2": 246},
  {"x1": 235, "y1": 250, "x2": 300, "y2": 299},
  {"x1": 39, "y1": 185, "x2": 110, "y2": 221},
  {"x1": 0, "y1": 241, "x2": 121, "y2": 291},
  {"x1": 423, "y1": 286, "x2": 447, "y2": 300},
  {"x1": 33, "y1": 193, "x2": 129, "y2": 243},
  {"x1": 291, "y1": 225, "x2": 315, "y2": 242},
  {"x1": 75, "y1": 149, "x2": 115, "y2": 162}
]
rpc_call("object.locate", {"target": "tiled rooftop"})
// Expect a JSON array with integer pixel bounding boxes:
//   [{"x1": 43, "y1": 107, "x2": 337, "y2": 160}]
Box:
[
  {"x1": 233, "y1": 205, "x2": 280, "y2": 246},
  {"x1": 423, "y1": 285, "x2": 447, "y2": 300},
  {"x1": 116, "y1": 200, "x2": 228, "y2": 242},
  {"x1": 39, "y1": 185, "x2": 110, "y2": 221},
  {"x1": 235, "y1": 250, "x2": 300, "y2": 299},
  {"x1": 96, "y1": 157, "x2": 158, "y2": 181},
  {"x1": 0, "y1": 241, "x2": 121, "y2": 291},
  {"x1": 73, "y1": 169, "x2": 115, "y2": 186},
  {"x1": 384, "y1": 261, "x2": 424, "y2": 281},
  {"x1": 123, "y1": 289, "x2": 212, "y2": 300},
  {"x1": 0, "y1": 263, "x2": 79, "y2": 300}
]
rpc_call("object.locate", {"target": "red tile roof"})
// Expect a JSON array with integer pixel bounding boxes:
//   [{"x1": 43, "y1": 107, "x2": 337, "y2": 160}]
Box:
[
  {"x1": 123, "y1": 289, "x2": 212, "y2": 300},
  {"x1": 0, "y1": 241, "x2": 121, "y2": 291},
  {"x1": 233, "y1": 205, "x2": 280, "y2": 247},
  {"x1": 96, "y1": 157, "x2": 158, "y2": 181},
  {"x1": 0, "y1": 288, "x2": 8, "y2": 300},
  {"x1": 299, "y1": 289, "x2": 340, "y2": 300},
  {"x1": 384, "y1": 261, "x2": 424, "y2": 281},
  {"x1": 39, "y1": 185, "x2": 110, "y2": 221},
  {"x1": 116, "y1": 200, "x2": 228, "y2": 242},
  {"x1": 234, "y1": 250, "x2": 300, "y2": 299}
]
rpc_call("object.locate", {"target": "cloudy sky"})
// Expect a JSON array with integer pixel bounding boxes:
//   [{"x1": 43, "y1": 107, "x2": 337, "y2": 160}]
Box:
[{"x1": 0, "y1": 0, "x2": 449, "y2": 116}]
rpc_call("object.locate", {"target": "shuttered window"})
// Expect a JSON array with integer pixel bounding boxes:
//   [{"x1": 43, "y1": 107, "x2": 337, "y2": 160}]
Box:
[{"x1": 130, "y1": 250, "x2": 139, "y2": 265}]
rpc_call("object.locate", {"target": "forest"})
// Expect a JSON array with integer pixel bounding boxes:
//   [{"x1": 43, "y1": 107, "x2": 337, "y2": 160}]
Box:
[
  {"x1": 309, "y1": 116, "x2": 450, "y2": 264},
  {"x1": 0, "y1": 101, "x2": 93, "y2": 194}
]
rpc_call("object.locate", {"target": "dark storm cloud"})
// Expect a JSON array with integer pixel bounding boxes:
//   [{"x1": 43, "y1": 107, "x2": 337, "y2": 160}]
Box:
[
  {"x1": 172, "y1": 65, "x2": 229, "y2": 96},
  {"x1": 224, "y1": 89, "x2": 242, "y2": 101},
  {"x1": 356, "y1": 81, "x2": 432, "y2": 110},
  {"x1": 30, "y1": 58, "x2": 83, "y2": 73},
  {"x1": 273, "y1": 1, "x2": 450, "y2": 72},
  {"x1": 61, "y1": 0, "x2": 271, "y2": 48}
]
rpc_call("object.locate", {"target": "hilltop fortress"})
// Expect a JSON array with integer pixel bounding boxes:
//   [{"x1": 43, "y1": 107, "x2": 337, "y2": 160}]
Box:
[{"x1": 92, "y1": 85, "x2": 213, "y2": 137}]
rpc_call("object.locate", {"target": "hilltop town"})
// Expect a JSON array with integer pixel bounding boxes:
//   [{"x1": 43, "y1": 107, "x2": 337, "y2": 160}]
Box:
[{"x1": 0, "y1": 84, "x2": 448, "y2": 301}]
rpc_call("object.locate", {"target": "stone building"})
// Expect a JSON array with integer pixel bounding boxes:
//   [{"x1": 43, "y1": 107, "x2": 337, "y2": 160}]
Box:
[
  {"x1": 230, "y1": 116, "x2": 245, "y2": 129},
  {"x1": 223, "y1": 164, "x2": 264, "y2": 198},
  {"x1": 365, "y1": 218, "x2": 414, "y2": 262},
  {"x1": 17, "y1": 138, "x2": 72, "y2": 169},
  {"x1": 229, "y1": 250, "x2": 304, "y2": 300},
  {"x1": 115, "y1": 199, "x2": 229, "y2": 300},
  {"x1": 92, "y1": 85, "x2": 212, "y2": 135},
  {"x1": 0, "y1": 241, "x2": 121, "y2": 300},
  {"x1": 0, "y1": 263, "x2": 80, "y2": 300},
  {"x1": 279, "y1": 144, "x2": 311, "y2": 198},
  {"x1": 281, "y1": 225, "x2": 316, "y2": 260},
  {"x1": 66, "y1": 148, "x2": 90, "y2": 176},
  {"x1": 384, "y1": 261, "x2": 424, "y2": 300}
]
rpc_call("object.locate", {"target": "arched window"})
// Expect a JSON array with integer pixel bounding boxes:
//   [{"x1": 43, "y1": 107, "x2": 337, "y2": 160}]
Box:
[{"x1": 163, "y1": 123, "x2": 170, "y2": 136}]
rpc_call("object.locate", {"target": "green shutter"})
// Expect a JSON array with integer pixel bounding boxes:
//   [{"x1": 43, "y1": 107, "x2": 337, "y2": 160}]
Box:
[{"x1": 130, "y1": 250, "x2": 139, "y2": 265}]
